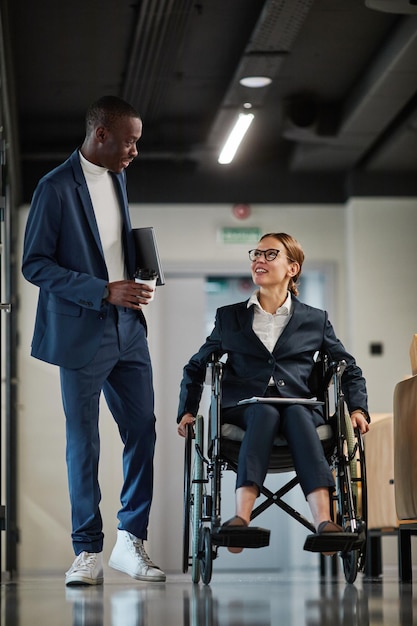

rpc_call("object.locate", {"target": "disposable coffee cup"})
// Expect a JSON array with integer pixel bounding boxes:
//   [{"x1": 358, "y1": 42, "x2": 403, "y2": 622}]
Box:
[{"x1": 134, "y1": 268, "x2": 158, "y2": 301}]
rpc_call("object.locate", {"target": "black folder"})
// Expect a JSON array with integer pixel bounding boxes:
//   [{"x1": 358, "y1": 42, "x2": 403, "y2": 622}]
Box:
[{"x1": 132, "y1": 227, "x2": 165, "y2": 286}]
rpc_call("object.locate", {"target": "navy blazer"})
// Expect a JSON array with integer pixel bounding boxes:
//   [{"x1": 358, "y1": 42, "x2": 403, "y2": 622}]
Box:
[
  {"x1": 22, "y1": 150, "x2": 145, "y2": 369},
  {"x1": 177, "y1": 297, "x2": 368, "y2": 420}
]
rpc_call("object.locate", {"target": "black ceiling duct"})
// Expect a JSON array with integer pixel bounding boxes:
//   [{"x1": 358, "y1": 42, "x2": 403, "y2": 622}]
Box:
[{"x1": 365, "y1": 0, "x2": 417, "y2": 13}]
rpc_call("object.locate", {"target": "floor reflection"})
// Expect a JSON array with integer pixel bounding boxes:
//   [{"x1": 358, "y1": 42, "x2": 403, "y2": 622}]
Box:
[
  {"x1": 1, "y1": 569, "x2": 416, "y2": 626},
  {"x1": 110, "y1": 589, "x2": 144, "y2": 626},
  {"x1": 182, "y1": 584, "x2": 271, "y2": 626},
  {"x1": 305, "y1": 584, "x2": 370, "y2": 625},
  {"x1": 65, "y1": 587, "x2": 104, "y2": 626}
]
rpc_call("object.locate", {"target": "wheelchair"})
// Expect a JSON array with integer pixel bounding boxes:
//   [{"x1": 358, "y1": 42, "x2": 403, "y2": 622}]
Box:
[{"x1": 182, "y1": 354, "x2": 367, "y2": 585}]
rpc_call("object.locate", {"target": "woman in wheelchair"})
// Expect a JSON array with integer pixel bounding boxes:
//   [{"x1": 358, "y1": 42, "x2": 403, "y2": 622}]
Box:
[{"x1": 177, "y1": 232, "x2": 369, "y2": 553}]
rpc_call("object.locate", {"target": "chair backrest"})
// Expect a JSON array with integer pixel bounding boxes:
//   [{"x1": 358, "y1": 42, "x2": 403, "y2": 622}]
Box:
[
  {"x1": 393, "y1": 374, "x2": 417, "y2": 520},
  {"x1": 410, "y1": 333, "x2": 417, "y2": 377}
]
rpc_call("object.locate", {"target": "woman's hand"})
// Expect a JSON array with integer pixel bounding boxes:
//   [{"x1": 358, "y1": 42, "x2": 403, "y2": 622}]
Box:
[
  {"x1": 177, "y1": 413, "x2": 196, "y2": 437},
  {"x1": 350, "y1": 410, "x2": 370, "y2": 434}
]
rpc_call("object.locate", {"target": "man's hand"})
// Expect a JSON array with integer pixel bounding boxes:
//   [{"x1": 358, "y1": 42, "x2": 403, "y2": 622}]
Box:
[{"x1": 106, "y1": 280, "x2": 154, "y2": 309}]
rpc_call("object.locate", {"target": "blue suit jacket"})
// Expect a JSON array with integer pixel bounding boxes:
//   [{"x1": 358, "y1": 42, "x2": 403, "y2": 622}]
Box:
[
  {"x1": 22, "y1": 150, "x2": 145, "y2": 369},
  {"x1": 177, "y1": 297, "x2": 369, "y2": 419}
]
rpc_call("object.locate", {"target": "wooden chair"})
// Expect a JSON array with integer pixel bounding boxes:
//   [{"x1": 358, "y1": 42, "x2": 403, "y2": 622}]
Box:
[
  {"x1": 363, "y1": 413, "x2": 399, "y2": 578},
  {"x1": 393, "y1": 335, "x2": 417, "y2": 582}
]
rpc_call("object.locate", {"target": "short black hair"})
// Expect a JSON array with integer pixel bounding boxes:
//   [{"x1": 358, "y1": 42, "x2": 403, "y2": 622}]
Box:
[{"x1": 85, "y1": 95, "x2": 141, "y2": 134}]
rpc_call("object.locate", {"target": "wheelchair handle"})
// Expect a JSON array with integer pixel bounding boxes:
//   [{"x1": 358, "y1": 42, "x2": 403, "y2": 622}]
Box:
[{"x1": 323, "y1": 359, "x2": 346, "y2": 388}]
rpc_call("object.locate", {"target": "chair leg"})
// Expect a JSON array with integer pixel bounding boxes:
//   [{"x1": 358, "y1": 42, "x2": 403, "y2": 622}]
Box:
[
  {"x1": 398, "y1": 528, "x2": 412, "y2": 583},
  {"x1": 319, "y1": 553, "x2": 338, "y2": 577},
  {"x1": 320, "y1": 554, "x2": 326, "y2": 576},
  {"x1": 365, "y1": 533, "x2": 382, "y2": 578}
]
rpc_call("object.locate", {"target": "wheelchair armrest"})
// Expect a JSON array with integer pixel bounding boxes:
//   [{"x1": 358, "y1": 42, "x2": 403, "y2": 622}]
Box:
[
  {"x1": 322, "y1": 359, "x2": 346, "y2": 389},
  {"x1": 204, "y1": 356, "x2": 224, "y2": 386}
]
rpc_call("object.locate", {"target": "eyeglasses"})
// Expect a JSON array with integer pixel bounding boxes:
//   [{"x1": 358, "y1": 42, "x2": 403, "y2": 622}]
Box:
[{"x1": 248, "y1": 248, "x2": 281, "y2": 262}]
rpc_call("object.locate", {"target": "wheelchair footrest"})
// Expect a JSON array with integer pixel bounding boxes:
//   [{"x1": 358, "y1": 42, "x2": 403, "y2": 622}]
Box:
[
  {"x1": 212, "y1": 526, "x2": 270, "y2": 549},
  {"x1": 303, "y1": 531, "x2": 362, "y2": 553}
]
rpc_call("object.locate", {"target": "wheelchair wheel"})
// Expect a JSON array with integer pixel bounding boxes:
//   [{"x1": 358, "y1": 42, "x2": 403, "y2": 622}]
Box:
[
  {"x1": 200, "y1": 526, "x2": 213, "y2": 585},
  {"x1": 182, "y1": 416, "x2": 204, "y2": 583},
  {"x1": 191, "y1": 416, "x2": 204, "y2": 583},
  {"x1": 337, "y1": 414, "x2": 367, "y2": 583},
  {"x1": 342, "y1": 549, "x2": 359, "y2": 584},
  {"x1": 182, "y1": 423, "x2": 192, "y2": 573}
]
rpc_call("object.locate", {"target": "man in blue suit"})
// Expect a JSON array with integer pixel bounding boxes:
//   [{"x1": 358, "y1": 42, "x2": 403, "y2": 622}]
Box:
[{"x1": 22, "y1": 96, "x2": 165, "y2": 585}]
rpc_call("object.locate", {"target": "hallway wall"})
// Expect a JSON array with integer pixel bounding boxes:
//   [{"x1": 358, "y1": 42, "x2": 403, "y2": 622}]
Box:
[{"x1": 16, "y1": 199, "x2": 417, "y2": 574}]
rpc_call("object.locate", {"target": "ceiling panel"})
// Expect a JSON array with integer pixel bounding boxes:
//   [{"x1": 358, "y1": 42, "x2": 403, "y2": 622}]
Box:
[{"x1": 3, "y1": 0, "x2": 417, "y2": 203}]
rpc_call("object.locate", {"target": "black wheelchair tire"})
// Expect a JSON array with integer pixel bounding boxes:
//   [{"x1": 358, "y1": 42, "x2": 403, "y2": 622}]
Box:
[
  {"x1": 342, "y1": 549, "x2": 359, "y2": 584},
  {"x1": 191, "y1": 416, "x2": 204, "y2": 584},
  {"x1": 200, "y1": 526, "x2": 213, "y2": 586}
]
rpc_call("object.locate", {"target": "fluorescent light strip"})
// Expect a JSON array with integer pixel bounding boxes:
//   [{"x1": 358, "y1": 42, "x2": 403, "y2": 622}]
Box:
[{"x1": 218, "y1": 113, "x2": 255, "y2": 164}]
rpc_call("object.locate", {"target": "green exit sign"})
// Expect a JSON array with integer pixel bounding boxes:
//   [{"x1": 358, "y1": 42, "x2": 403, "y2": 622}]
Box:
[{"x1": 219, "y1": 227, "x2": 262, "y2": 244}]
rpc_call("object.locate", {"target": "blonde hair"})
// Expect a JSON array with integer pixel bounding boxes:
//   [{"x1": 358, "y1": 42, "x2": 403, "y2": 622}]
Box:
[{"x1": 260, "y1": 232, "x2": 304, "y2": 296}]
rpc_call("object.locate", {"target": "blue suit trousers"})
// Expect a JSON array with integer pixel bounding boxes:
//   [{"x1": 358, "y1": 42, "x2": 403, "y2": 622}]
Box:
[{"x1": 60, "y1": 304, "x2": 156, "y2": 555}]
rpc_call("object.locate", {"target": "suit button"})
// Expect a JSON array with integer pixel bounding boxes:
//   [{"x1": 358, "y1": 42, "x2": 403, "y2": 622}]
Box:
[
  {"x1": 277, "y1": 379, "x2": 285, "y2": 387},
  {"x1": 268, "y1": 358, "x2": 274, "y2": 364},
  {"x1": 98, "y1": 313, "x2": 105, "y2": 320}
]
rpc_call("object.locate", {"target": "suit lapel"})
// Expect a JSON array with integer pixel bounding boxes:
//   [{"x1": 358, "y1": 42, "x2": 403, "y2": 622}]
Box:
[
  {"x1": 273, "y1": 297, "x2": 304, "y2": 353},
  {"x1": 71, "y1": 151, "x2": 104, "y2": 256},
  {"x1": 236, "y1": 296, "x2": 306, "y2": 356},
  {"x1": 236, "y1": 302, "x2": 270, "y2": 354}
]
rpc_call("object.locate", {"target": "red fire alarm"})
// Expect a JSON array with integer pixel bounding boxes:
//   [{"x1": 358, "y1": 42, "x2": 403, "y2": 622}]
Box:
[{"x1": 232, "y1": 204, "x2": 251, "y2": 219}]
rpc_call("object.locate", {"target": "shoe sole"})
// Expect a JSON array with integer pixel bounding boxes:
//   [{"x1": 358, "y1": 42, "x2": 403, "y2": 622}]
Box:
[
  {"x1": 65, "y1": 576, "x2": 104, "y2": 586},
  {"x1": 108, "y1": 559, "x2": 166, "y2": 582}
]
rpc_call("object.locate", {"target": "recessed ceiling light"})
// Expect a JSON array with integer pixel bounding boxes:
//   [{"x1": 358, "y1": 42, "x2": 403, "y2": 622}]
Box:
[{"x1": 239, "y1": 76, "x2": 272, "y2": 88}]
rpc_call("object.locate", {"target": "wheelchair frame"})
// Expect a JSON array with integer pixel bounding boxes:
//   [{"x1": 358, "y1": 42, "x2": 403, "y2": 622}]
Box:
[{"x1": 183, "y1": 356, "x2": 367, "y2": 585}]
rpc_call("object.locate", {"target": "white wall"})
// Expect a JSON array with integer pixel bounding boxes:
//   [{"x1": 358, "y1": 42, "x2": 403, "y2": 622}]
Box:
[
  {"x1": 16, "y1": 199, "x2": 417, "y2": 574},
  {"x1": 345, "y1": 198, "x2": 417, "y2": 412},
  {"x1": 134, "y1": 204, "x2": 347, "y2": 335}
]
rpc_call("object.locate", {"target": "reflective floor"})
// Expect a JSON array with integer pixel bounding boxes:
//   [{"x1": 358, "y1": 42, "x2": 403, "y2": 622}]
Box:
[{"x1": 1, "y1": 566, "x2": 416, "y2": 626}]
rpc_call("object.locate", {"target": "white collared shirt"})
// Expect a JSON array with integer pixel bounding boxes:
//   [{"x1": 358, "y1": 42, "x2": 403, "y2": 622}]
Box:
[{"x1": 247, "y1": 290, "x2": 292, "y2": 353}]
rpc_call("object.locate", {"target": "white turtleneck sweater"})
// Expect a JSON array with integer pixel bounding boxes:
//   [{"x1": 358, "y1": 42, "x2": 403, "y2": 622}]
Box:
[{"x1": 79, "y1": 151, "x2": 126, "y2": 282}]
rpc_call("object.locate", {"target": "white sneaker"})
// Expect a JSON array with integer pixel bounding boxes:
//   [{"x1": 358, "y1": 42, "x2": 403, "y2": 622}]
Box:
[
  {"x1": 108, "y1": 530, "x2": 166, "y2": 582},
  {"x1": 65, "y1": 551, "x2": 104, "y2": 586}
]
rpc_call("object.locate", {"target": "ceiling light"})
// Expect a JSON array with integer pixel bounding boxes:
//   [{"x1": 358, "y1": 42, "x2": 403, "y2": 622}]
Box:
[
  {"x1": 239, "y1": 76, "x2": 272, "y2": 88},
  {"x1": 218, "y1": 113, "x2": 255, "y2": 165}
]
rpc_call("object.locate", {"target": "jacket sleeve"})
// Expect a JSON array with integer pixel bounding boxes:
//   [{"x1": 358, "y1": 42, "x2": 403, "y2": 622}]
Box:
[
  {"x1": 177, "y1": 310, "x2": 226, "y2": 422},
  {"x1": 22, "y1": 177, "x2": 108, "y2": 311},
  {"x1": 322, "y1": 313, "x2": 369, "y2": 420}
]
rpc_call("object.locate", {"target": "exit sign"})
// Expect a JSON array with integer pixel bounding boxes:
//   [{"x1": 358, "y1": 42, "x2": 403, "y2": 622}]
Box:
[{"x1": 219, "y1": 227, "x2": 262, "y2": 244}]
